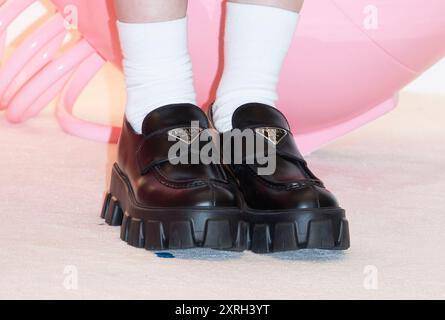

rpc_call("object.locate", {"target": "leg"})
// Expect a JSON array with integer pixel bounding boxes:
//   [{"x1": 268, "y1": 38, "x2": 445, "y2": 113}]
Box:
[
  {"x1": 114, "y1": 0, "x2": 188, "y2": 23},
  {"x1": 229, "y1": 0, "x2": 304, "y2": 12},
  {"x1": 212, "y1": 0, "x2": 304, "y2": 132},
  {"x1": 114, "y1": 0, "x2": 196, "y2": 133},
  {"x1": 209, "y1": 0, "x2": 350, "y2": 253},
  {"x1": 101, "y1": 1, "x2": 245, "y2": 252}
]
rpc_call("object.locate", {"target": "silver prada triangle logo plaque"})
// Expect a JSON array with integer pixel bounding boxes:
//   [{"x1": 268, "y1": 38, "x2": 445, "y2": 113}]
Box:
[
  {"x1": 168, "y1": 127, "x2": 202, "y2": 144},
  {"x1": 255, "y1": 127, "x2": 288, "y2": 145}
]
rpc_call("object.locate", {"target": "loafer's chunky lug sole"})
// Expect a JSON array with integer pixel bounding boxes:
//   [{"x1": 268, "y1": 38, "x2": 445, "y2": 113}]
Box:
[
  {"x1": 245, "y1": 209, "x2": 350, "y2": 254},
  {"x1": 101, "y1": 164, "x2": 349, "y2": 253},
  {"x1": 101, "y1": 164, "x2": 249, "y2": 251}
]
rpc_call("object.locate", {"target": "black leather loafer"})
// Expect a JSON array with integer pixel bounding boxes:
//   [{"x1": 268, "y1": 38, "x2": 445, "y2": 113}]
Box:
[
  {"x1": 101, "y1": 104, "x2": 248, "y2": 251},
  {"x1": 210, "y1": 103, "x2": 350, "y2": 253}
]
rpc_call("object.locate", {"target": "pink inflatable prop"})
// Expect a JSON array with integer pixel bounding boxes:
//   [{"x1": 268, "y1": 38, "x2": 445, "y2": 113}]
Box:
[{"x1": 1, "y1": 0, "x2": 445, "y2": 154}]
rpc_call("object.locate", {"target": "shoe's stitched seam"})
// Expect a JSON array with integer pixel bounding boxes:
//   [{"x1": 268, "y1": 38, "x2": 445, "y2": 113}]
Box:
[
  {"x1": 239, "y1": 165, "x2": 322, "y2": 191},
  {"x1": 154, "y1": 166, "x2": 230, "y2": 187},
  {"x1": 152, "y1": 167, "x2": 207, "y2": 189},
  {"x1": 151, "y1": 166, "x2": 230, "y2": 189}
]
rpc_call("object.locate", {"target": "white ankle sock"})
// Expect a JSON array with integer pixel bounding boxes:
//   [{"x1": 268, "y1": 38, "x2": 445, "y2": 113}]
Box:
[
  {"x1": 117, "y1": 17, "x2": 196, "y2": 133},
  {"x1": 213, "y1": 3, "x2": 299, "y2": 132}
]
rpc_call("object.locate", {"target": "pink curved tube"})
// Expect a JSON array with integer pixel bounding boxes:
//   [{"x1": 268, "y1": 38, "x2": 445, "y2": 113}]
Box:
[
  {"x1": 0, "y1": 0, "x2": 69, "y2": 121},
  {"x1": 0, "y1": 14, "x2": 66, "y2": 108},
  {"x1": 0, "y1": 0, "x2": 37, "y2": 35},
  {"x1": 0, "y1": 0, "x2": 37, "y2": 60},
  {"x1": 0, "y1": 31, "x2": 5, "y2": 60},
  {"x1": 56, "y1": 53, "x2": 122, "y2": 143},
  {"x1": 6, "y1": 39, "x2": 95, "y2": 123},
  {"x1": 0, "y1": 0, "x2": 111, "y2": 143}
]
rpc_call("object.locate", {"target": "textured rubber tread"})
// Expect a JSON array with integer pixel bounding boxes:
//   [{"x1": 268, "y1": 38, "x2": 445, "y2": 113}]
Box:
[
  {"x1": 273, "y1": 222, "x2": 299, "y2": 252},
  {"x1": 249, "y1": 213, "x2": 350, "y2": 253},
  {"x1": 203, "y1": 220, "x2": 233, "y2": 249},
  {"x1": 101, "y1": 164, "x2": 246, "y2": 251},
  {"x1": 101, "y1": 164, "x2": 350, "y2": 253},
  {"x1": 251, "y1": 224, "x2": 272, "y2": 254}
]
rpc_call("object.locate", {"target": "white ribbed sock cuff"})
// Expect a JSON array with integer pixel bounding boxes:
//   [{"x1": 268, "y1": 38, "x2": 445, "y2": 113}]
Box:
[
  {"x1": 213, "y1": 2, "x2": 298, "y2": 132},
  {"x1": 117, "y1": 17, "x2": 196, "y2": 133}
]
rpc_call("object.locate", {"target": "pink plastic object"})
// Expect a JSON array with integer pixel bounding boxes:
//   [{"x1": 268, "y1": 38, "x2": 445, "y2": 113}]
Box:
[
  {"x1": 1, "y1": 0, "x2": 445, "y2": 153},
  {"x1": 0, "y1": 0, "x2": 109, "y2": 137}
]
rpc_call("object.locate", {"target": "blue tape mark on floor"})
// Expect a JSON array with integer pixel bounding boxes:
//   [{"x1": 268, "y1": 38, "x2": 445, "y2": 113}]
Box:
[{"x1": 155, "y1": 252, "x2": 175, "y2": 259}]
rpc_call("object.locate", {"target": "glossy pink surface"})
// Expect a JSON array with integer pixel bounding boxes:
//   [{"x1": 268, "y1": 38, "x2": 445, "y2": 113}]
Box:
[{"x1": 2, "y1": 0, "x2": 445, "y2": 153}]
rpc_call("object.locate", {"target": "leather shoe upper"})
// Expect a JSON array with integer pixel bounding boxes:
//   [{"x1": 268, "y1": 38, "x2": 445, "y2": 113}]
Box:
[
  {"x1": 117, "y1": 104, "x2": 239, "y2": 208},
  {"x1": 220, "y1": 103, "x2": 340, "y2": 211}
]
